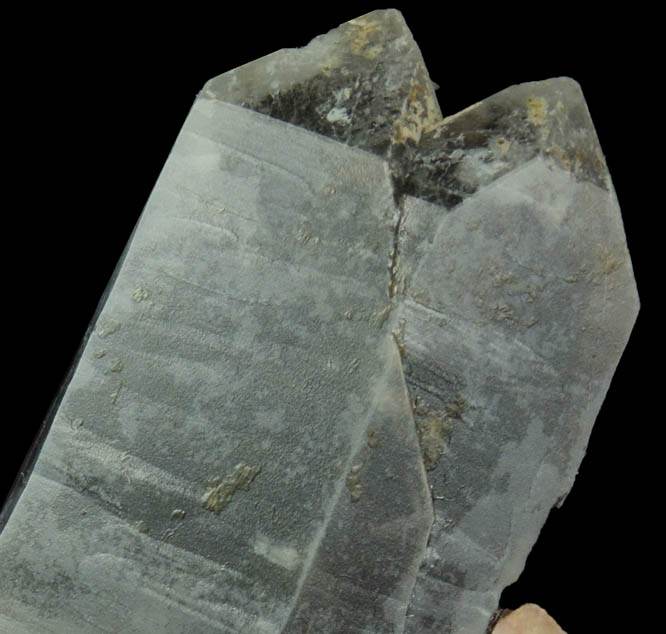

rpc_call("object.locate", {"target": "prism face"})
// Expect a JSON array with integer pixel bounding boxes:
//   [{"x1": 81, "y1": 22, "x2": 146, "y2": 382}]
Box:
[
  {"x1": 398, "y1": 157, "x2": 638, "y2": 634},
  {"x1": 0, "y1": 10, "x2": 638, "y2": 634},
  {"x1": 0, "y1": 100, "x2": 433, "y2": 634},
  {"x1": 282, "y1": 343, "x2": 433, "y2": 634}
]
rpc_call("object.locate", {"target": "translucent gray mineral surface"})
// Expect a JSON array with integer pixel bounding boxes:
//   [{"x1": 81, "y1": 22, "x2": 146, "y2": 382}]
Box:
[{"x1": 0, "y1": 10, "x2": 638, "y2": 634}]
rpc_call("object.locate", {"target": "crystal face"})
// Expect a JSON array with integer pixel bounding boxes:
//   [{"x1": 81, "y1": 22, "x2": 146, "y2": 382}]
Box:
[{"x1": 0, "y1": 10, "x2": 638, "y2": 634}]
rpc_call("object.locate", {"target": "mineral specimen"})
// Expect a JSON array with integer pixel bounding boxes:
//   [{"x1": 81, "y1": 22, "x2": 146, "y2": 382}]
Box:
[{"x1": 0, "y1": 9, "x2": 638, "y2": 634}]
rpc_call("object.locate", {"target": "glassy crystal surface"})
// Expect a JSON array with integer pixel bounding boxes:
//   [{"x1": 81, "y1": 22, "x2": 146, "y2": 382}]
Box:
[{"x1": 0, "y1": 10, "x2": 638, "y2": 634}]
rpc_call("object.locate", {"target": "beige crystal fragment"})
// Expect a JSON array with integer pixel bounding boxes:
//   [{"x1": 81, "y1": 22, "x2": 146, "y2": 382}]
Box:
[{"x1": 492, "y1": 604, "x2": 566, "y2": 634}]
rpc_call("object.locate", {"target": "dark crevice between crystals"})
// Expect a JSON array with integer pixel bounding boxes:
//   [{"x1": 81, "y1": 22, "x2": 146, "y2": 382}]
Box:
[
  {"x1": 486, "y1": 608, "x2": 512, "y2": 633},
  {"x1": 388, "y1": 198, "x2": 405, "y2": 300}
]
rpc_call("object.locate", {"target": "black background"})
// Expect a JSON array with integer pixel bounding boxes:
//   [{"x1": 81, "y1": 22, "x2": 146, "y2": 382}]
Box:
[{"x1": 3, "y1": 6, "x2": 652, "y2": 632}]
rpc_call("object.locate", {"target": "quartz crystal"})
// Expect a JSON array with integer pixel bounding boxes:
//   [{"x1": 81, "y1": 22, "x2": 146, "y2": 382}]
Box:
[{"x1": 0, "y1": 10, "x2": 638, "y2": 634}]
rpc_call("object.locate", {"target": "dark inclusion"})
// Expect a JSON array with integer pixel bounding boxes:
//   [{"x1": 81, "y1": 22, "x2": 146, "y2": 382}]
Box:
[
  {"x1": 244, "y1": 68, "x2": 609, "y2": 211},
  {"x1": 245, "y1": 64, "x2": 404, "y2": 159}
]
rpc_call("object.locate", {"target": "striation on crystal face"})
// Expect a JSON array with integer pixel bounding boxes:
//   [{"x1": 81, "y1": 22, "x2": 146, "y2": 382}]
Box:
[{"x1": 0, "y1": 9, "x2": 638, "y2": 634}]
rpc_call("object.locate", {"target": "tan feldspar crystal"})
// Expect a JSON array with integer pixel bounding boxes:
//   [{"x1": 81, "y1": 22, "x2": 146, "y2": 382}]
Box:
[{"x1": 492, "y1": 604, "x2": 566, "y2": 634}]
